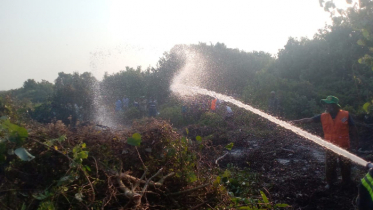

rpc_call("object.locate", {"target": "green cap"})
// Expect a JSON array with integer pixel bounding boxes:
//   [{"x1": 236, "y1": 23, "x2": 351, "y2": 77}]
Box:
[{"x1": 320, "y1": 95, "x2": 341, "y2": 107}]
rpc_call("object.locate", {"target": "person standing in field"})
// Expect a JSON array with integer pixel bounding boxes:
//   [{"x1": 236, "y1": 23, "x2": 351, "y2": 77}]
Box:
[
  {"x1": 148, "y1": 98, "x2": 157, "y2": 117},
  {"x1": 292, "y1": 96, "x2": 359, "y2": 189},
  {"x1": 115, "y1": 99, "x2": 123, "y2": 112},
  {"x1": 211, "y1": 98, "x2": 217, "y2": 112},
  {"x1": 268, "y1": 91, "x2": 278, "y2": 116}
]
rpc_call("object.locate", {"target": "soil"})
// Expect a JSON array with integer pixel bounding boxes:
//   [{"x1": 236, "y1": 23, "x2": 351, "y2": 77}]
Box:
[{"x1": 209, "y1": 124, "x2": 369, "y2": 210}]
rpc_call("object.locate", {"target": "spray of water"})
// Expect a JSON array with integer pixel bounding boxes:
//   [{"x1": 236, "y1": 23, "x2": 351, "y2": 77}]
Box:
[
  {"x1": 90, "y1": 51, "x2": 117, "y2": 129},
  {"x1": 170, "y1": 53, "x2": 368, "y2": 167},
  {"x1": 91, "y1": 81, "x2": 117, "y2": 128}
]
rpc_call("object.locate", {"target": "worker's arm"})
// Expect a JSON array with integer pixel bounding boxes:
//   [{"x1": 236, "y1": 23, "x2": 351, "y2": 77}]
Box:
[{"x1": 291, "y1": 118, "x2": 314, "y2": 124}]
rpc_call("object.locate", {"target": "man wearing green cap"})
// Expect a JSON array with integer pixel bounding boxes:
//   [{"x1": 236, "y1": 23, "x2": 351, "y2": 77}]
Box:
[{"x1": 292, "y1": 96, "x2": 359, "y2": 189}]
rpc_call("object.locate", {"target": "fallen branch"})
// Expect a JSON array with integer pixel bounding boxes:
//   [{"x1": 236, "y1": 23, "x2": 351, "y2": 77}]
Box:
[
  {"x1": 132, "y1": 168, "x2": 148, "y2": 190},
  {"x1": 116, "y1": 177, "x2": 140, "y2": 199},
  {"x1": 141, "y1": 168, "x2": 163, "y2": 195},
  {"x1": 215, "y1": 152, "x2": 229, "y2": 166},
  {"x1": 157, "y1": 172, "x2": 175, "y2": 185},
  {"x1": 119, "y1": 172, "x2": 175, "y2": 187}
]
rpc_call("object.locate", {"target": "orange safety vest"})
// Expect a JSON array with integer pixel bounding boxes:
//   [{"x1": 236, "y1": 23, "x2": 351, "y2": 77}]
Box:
[
  {"x1": 211, "y1": 99, "x2": 217, "y2": 110},
  {"x1": 320, "y1": 110, "x2": 350, "y2": 149}
]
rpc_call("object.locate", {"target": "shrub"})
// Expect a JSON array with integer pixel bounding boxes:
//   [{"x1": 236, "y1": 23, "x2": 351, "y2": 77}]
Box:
[
  {"x1": 199, "y1": 111, "x2": 225, "y2": 127},
  {"x1": 158, "y1": 106, "x2": 185, "y2": 127},
  {"x1": 124, "y1": 107, "x2": 141, "y2": 120}
]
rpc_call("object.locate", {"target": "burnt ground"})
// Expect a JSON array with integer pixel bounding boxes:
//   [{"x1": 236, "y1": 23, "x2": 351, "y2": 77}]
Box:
[{"x1": 217, "y1": 125, "x2": 369, "y2": 210}]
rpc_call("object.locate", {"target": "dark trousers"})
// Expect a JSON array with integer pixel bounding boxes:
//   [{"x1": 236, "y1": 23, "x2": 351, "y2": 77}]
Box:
[
  {"x1": 149, "y1": 108, "x2": 157, "y2": 117},
  {"x1": 325, "y1": 150, "x2": 351, "y2": 185}
]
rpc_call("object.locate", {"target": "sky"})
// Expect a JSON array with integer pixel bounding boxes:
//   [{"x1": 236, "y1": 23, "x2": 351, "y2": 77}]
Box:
[{"x1": 0, "y1": 0, "x2": 353, "y2": 90}]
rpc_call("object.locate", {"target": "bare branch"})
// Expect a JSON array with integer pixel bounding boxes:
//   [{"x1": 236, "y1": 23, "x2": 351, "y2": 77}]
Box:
[
  {"x1": 141, "y1": 168, "x2": 163, "y2": 195},
  {"x1": 116, "y1": 177, "x2": 140, "y2": 199},
  {"x1": 132, "y1": 168, "x2": 148, "y2": 190},
  {"x1": 215, "y1": 152, "x2": 229, "y2": 166}
]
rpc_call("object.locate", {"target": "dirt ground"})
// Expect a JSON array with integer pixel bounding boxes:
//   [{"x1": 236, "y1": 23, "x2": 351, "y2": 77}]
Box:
[{"x1": 219, "y1": 125, "x2": 369, "y2": 210}]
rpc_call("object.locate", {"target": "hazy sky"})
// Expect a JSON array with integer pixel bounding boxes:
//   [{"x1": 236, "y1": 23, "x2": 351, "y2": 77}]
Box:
[{"x1": 0, "y1": 0, "x2": 351, "y2": 90}]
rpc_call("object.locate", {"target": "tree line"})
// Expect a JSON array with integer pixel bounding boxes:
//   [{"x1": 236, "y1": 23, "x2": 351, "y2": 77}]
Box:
[{"x1": 2, "y1": 1, "x2": 373, "y2": 124}]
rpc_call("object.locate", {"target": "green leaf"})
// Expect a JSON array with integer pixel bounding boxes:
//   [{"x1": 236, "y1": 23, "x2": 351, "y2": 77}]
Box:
[
  {"x1": 77, "y1": 151, "x2": 88, "y2": 159},
  {"x1": 275, "y1": 203, "x2": 289, "y2": 207},
  {"x1": 225, "y1": 142, "x2": 234, "y2": 151},
  {"x1": 126, "y1": 133, "x2": 142, "y2": 146},
  {"x1": 17, "y1": 127, "x2": 28, "y2": 139},
  {"x1": 357, "y1": 39, "x2": 365, "y2": 46},
  {"x1": 127, "y1": 137, "x2": 141, "y2": 146},
  {"x1": 37, "y1": 201, "x2": 55, "y2": 210},
  {"x1": 223, "y1": 169, "x2": 231, "y2": 178},
  {"x1": 57, "y1": 175, "x2": 75, "y2": 186},
  {"x1": 1, "y1": 120, "x2": 28, "y2": 145},
  {"x1": 81, "y1": 143, "x2": 86, "y2": 149},
  {"x1": 181, "y1": 137, "x2": 187, "y2": 144},
  {"x1": 363, "y1": 102, "x2": 371, "y2": 113},
  {"x1": 21, "y1": 203, "x2": 27, "y2": 210},
  {"x1": 132, "y1": 133, "x2": 141, "y2": 140},
  {"x1": 213, "y1": 176, "x2": 221, "y2": 186},
  {"x1": 14, "y1": 147, "x2": 35, "y2": 161},
  {"x1": 260, "y1": 191, "x2": 269, "y2": 204},
  {"x1": 185, "y1": 128, "x2": 189, "y2": 135},
  {"x1": 187, "y1": 172, "x2": 197, "y2": 183},
  {"x1": 362, "y1": 29, "x2": 370, "y2": 39},
  {"x1": 33, "y1": 191, "x2": 52, "y2": 200},
  {"x1": 84, "y1": 165, "x2": 91, "y2": 172},
  {"x1": 196, "y1": 136, "x2": 202, "y2": 143},
  {"x1": 58, "y1": 135, "x2": 67, "y2": 142}
]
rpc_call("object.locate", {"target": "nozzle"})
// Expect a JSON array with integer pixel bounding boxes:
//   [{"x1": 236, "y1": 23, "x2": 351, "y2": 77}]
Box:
[{"x1": 367, "y1": 162, "x2": 373, "y2": 169}]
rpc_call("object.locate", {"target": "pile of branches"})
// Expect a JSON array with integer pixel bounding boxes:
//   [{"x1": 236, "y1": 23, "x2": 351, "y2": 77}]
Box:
[{"x1": 0, "y1": 118, "x2": 230, "y2": 209}]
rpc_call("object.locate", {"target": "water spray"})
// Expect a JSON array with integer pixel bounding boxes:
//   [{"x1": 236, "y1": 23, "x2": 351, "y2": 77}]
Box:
[{"x1": 171, "y1": 83, "x2": 369, "y2": 168}]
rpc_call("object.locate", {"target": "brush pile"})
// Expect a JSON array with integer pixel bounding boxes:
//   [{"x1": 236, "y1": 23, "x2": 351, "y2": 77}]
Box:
[{"x1": 0, "y1": 118, "x2": 230, "y2": 209}]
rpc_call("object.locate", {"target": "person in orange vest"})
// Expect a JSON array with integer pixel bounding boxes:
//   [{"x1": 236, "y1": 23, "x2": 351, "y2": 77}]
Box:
[
  {"x1": 211, "y1": 98, "x2": 217, "y2": 111},
  {"x1": 292, "y1": 96, "x2": 359, "y2": 189}
]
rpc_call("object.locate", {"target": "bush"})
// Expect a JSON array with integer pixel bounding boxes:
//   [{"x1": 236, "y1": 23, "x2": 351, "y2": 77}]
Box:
[
  {"x1": 124, "y1": 107, "x2": 142, "y2": 120},
  {"x1": 199, "y1": 111, "x2": 225, "y2": 127},
  {"x1": 158, "y1": 106, "x2": 186, "y2": 127}
]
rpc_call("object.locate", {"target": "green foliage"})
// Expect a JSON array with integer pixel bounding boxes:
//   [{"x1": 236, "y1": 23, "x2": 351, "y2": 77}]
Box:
[
  {"x1": 162, "y1": 136, "x2": 198, "y2": 183},
  {"x1": 225, "y1": 142, "x2": 234, "y2": 151},
  {"x1": 127, "y1": 133, "x2": 142, "y2": 146},
  {"x1": 101, "y1": 67, "x2": 146, "y2": 101},
  {"x1": 199, "y1": 111, "x2": 225, "y2": 127},
  {"x1": 37, "y1": 201, "x2": 55, "y2": 210},
  {"x1": 0, "y1": 116, "x2": 31, "y2": 163},
  {"x1": 1, "y1": 118, "x2": 28, "y2": 144},
  {"x1": 52, "y1": 72, "x2": 97, "y2": 123},
  {"x1": 196, "y1": 135, "x2": 202, "y2": 143},
  {"x1": 2, "y1": 79, "x2": 54, "y2": 104},
  {"x1": 217, "y1": 167, "x2": 289, "y2": 209},
  {"x1": 158, "y1": 105, "x2": 186, "y2": 127},
  {"x1": 363, "y1": 102, "x2": 372, "y2": 113},
  {"x1": 124, "y1": 107, "x2": 142, "y2": 120},
  {"x1": 319, "y1": 0, "x2": 373, "y2": 113}
]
